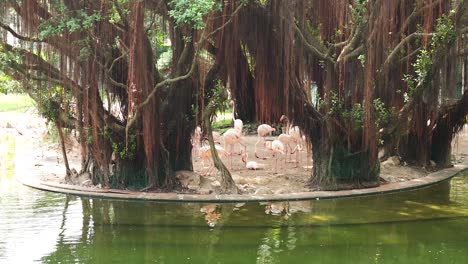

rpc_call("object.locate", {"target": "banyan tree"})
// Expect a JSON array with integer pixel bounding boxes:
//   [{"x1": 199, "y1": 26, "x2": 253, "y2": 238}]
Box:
[{"x1": 0, "y1": 0, "x2": 467, "y2": 192}]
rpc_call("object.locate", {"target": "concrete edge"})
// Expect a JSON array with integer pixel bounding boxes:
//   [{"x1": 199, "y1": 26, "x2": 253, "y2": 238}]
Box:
[{"x1": 16, "y1": 162, "x2": 468, "y2": 203}]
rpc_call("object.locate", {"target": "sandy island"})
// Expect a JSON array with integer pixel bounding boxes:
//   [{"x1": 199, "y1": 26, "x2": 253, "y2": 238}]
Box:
[{"x1": 1, "y1": 109, "x2": 467, "y2": 195}]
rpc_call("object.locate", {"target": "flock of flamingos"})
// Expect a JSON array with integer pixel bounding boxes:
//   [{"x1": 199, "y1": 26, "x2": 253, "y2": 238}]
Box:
[{"x1": 192, "y1": 106, "x2": 310, "y2": 176}]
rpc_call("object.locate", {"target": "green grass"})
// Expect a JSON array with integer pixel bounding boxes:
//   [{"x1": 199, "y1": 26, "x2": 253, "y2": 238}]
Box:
[{"x1": 0, "y1": 93, "x2": 34, "y2": 112}]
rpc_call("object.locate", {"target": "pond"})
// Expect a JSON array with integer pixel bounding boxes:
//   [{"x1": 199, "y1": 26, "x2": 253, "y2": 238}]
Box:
[{"x1": 1, "y1": 137, "x2": 468, "y2": 263}]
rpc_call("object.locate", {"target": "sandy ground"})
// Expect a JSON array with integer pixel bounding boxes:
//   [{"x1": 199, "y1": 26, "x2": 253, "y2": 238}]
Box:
[{"x1": 1, "y1": 109, "x2": 467, "y2": 194}]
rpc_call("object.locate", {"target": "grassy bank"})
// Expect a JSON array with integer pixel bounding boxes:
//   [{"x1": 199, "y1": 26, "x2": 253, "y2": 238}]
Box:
[{"x1": 0, "y1": 94, "x2": 34, "y2": 112}]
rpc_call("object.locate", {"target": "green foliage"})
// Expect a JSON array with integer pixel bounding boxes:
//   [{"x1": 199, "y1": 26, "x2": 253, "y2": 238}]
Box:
[
  {"x1": 208, "y1": 80, "x2": 230, "y2": 115},
  {"x1": 373, "y1": 98, "x2": 391, "y2": 127},
  {"x1": 306, "y1": 20, "x2": 322, "y2": 41},
  {"x1": 0, "y1": 73, "x2": 21, "y2": 94},
  {"x1": 402, "y1": 14, "x2": 455, "y2": 100},
  {"x1": 168, "y1": 0, "x2": 221, "y2": 30},
  {"x1": 357, "y1": 54, "x2": 366, "y2": 67},
  {"x1": 37, "y1": 85, "x2": 71, "y2": 122},
  {"x1": 38, "y1": 4, "x2": 103, "y2": 39},
  {"x1": 212, "y1": 118, "x2": 232, "y2": 133},
  {"x1": 0, "y1": 46, "x2": 22, "y2": 67},
  {"x1": 108, "y1": 0, "x2": 130, "y2": 25},
  {"x1": 39, "y1": 99, "x2": 60, "y2": 122},
  {"x1": 431, "y1": 14, "x2": 456, "y2": 50},
  {"x1": 402, "y1": 48, "x2": 432, "y2": 97},
  {"x1": 328, "y1": 92, "x2": 343, "y2": 115},
  {"x1": 111, "y1": 135, "x2": 137, "y2": 160},
  {"x1": 352, "y1": 0, "x2": 368, "y2": 26},
  {"x1": 414, "y1": 49, "x2": 431, "y2": 83},
  {"x1": 351, "y1": 103, "x2": 364, "y2": 129}
]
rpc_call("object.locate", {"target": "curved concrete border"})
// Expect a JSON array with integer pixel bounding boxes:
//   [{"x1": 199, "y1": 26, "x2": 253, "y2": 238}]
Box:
[{"x1": 16, "y1": 162, "x2": 468, "y2": 203}]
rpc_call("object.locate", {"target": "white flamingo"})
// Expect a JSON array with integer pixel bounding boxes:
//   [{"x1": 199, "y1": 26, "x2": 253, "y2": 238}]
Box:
[
  {"x1": 255, "y1": 124, "x2": 276, "y2": 159},
  {"x1": 278, "y1": 133, "x2": 294, "y2": 162},
  {"x1": 212, "y1": 131, "x2": 222, "y2": 144},
  {"x1": 241, "y1": 152, "x2": 264, "y2": 170},
  {"x1": 222, "y1": 129, "x2": 246, "y2": 169},
  {"x1": 280, "y1": 115, "x2": 291, "y2": 134},
  {"x1": 230, "y1": 100, "x2": 243, "y2": 134},
  {"x1": 191, "y1": 126, "x2": 202, "y2": 160},
  {"x1": 199, "y1": 145, "x2": 230, "y2": 176},
  {"x1": 289, "y1": 126, "x2": 303, "y2": 163},
  {"x1": 265, "y1": 140, "x2": 286, "y2": 173}
]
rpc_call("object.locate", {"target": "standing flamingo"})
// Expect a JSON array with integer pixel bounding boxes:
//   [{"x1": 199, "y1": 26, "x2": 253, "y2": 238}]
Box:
[
  {"x1": 199, "y1": 145, "x2": 230, "y2": 176},
  {"x1": 266, "y1": 140, "x2": 286, "y2": 173},
  {"x1": 280, "y1": 115, "x2": 291, "y2": 134},
  {"x1": 191, "y1": 126, "x2": 202, "y2": 160},
  {"x1": 278, "y1": 133, "x2": 293, "y2": 162},
  {"x1": 222, "y1": 129, "x2": 246, "y2": 169},
  {"x1": 230, "y1": 100, "x2": 243, "y2": 134},
  {"x1": 255, "y1": 124, "x2": 276, "y2": 159},
  {"x1": 289, "y1": 126, "x2": 303, "y2": 165}
]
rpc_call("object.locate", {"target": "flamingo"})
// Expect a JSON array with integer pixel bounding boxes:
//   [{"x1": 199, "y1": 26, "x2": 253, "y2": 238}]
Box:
[
  {"x1": 191, "y1": 126, "x2": 202, "y2": 161},
  {"x1": 234, "y1": 119, "x2": 243, "y2": 133},
  {"x1": 199, "y1": 145, "x2": 230, "y2": 176},
  {"x1": 278, "y1": 133, "x2": 293, "y2": 162},
  {"x1": 230, "y1": 100, "x2": 243, "y2": 133},
  {"x1": 255, "y1": 124, "x2": 276, "y2": 159},
  {"x1": 265, "y1": 140, "x2": 286, "y2": 173},
  {"x1": 280, "y1": 115, "x2": 291, "y2": 134},
  {"x1": 289, "y1": 126, "x2": 304, "y2": 165},
  {"x1": 222, "y1": 129, "x2": 246, "y2": 168},
  {"x1": 212, "y1": 131, "x2": 222, "y2": 144},
  {"x1": 241, "y1": 152, "x2": 264, "y2": 170}
]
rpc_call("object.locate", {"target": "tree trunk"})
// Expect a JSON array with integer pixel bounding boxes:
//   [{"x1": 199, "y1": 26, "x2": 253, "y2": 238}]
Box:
[
  {"x1": 310, "y1": 127, "x2": 380, "y2": 190},
  {"x1": 203, "y1": 107, "x2": 239, "y2": 194}
]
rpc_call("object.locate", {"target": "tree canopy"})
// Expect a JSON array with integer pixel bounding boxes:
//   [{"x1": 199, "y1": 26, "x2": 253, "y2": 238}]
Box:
[{"x1": 0, "y1": 0, "x2": 467, "y2": 192}]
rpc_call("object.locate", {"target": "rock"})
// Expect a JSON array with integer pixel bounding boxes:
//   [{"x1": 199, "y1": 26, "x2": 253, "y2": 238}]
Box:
[
  {"x1": 236, "y1": 178, "x2": 248, "y2": 185},
  {"x1": 211, "y1": 180, "x2": 221, "y2": 187},
  {"x1": 430, "y1": 160, "x2": 436, "y2": 168},
  {"x1": 382, "y1": 156, "x2": 400, "y2": 167},
  {"x1": 378, "y1": 149, "x2": 385, "y2": 159},
  {"x1": 274, "y1": 189, "x2": 287, "y2": 194},
  {"x1": 199, "y1": 176, "x2": 221, "y2": 194},
  {"x1": 81, "y1": 179, "x2": 92, "y2": 187},
  {"x1": 254, "y1": 187, "x2": 273, "y2": 195},
  {"x1": 175, "y1": 170, "x2": 200, "y2": 189}
]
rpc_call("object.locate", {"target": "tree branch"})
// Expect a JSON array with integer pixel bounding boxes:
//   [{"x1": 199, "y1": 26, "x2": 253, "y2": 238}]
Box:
[
  {"x1": 292, "y1": 23, "x2": 334, "y2": 64},
  {"x1": 400, "y1": 0, "x2": 442, "y2": 35},
  {"x1": 337, "y1": 22, "x2": 366, "y2": 63},
  {"x1": 0, "y1": 21, "x2": 42, "y2": 42},
  {"x1": 382, "y1": 33, "x2": 434, "y2": 73}
]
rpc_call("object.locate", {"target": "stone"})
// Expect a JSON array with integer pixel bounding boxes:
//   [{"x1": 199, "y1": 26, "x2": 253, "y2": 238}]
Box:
[
  {"x1": 175, "y1": 170, "x2": 200, "y2": 189},
  {"x1": 199, "y1": 176, "x2": 221, "y2": 194},
  {"x1": 81, "y1": 179, "x2": 92, "y2": 187},
  {"x1": 254, "y1": 187, "x2": 273, "y2": 195},
  {"x1": 378, "y1": 149, "x2": 385, "y2": 159},
  {"x1": 382, "y1": 156, "x2": 400, "y2": 167}
]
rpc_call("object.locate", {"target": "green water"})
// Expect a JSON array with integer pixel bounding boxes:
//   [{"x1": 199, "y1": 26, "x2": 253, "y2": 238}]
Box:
[{"x1": 2, "y1": 135, "x2": 468, "y2": 263}]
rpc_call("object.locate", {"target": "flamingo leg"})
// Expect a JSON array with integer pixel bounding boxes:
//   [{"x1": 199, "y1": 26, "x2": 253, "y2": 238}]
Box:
[
  {"x1": 230, "y1": 145, "x2": 234, "y2": 169},
  {"x1": 275, "y1": 153, "x2": 278, "y2": 174},
  {"x1": 206, "y1": 163, "x2": 214, "y2": 176},
  {"x1": 254, "y1": 137, "x2": 266, "y2": 159}
]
